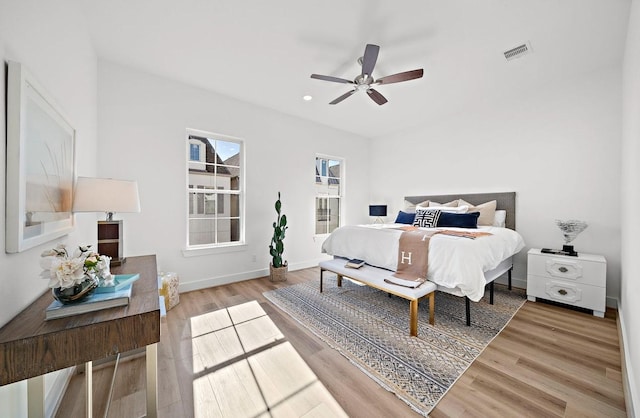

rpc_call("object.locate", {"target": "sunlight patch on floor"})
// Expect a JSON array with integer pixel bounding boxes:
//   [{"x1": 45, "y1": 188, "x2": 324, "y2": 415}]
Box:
[{"x1": 189, "y1": 300, "x2": 347, "y2": 417}]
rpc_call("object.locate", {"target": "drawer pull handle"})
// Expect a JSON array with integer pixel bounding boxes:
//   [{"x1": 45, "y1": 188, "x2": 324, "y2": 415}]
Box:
[
  {"x1": 558, "y1": 289, "x2": 568, "y2": 296},
  {"x1": 558, "y1": 266, "x2": 569, "y2": 273}
]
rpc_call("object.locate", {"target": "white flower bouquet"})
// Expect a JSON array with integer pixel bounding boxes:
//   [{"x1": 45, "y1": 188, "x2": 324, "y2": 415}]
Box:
[{"x1": 40, "y1": 244, "x2": 112, "y2": 289}]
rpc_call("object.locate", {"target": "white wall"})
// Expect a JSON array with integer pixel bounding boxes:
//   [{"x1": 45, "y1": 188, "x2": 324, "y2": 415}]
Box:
[
  {"x1": 369, "y1": 66, "x2": 622, "y2": 302},
  {"x1": 621, "y1": 0, "x2": 640, "y2": 413},
  {"x1": 97, "y1": 61, "x2": 371, "y2": 291},
  {"x1": 0, "y1": 2, "x2": 633, "y2": 415},
  {"x1": 0, "y1": 0, "x2": 98, "y2": 415}
]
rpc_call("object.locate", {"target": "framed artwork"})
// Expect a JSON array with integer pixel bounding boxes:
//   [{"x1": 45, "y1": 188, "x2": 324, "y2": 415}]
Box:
[{"x1": 5, "y1": 61, "x2": 76, "y2": 253}]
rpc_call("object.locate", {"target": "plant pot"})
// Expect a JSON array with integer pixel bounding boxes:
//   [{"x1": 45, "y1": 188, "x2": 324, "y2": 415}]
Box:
[{"x1": 269, "y1": 263, "x2": 288, "y2": 282}]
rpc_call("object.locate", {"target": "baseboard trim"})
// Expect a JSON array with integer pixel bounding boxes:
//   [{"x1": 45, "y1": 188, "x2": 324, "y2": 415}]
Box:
[
  {"x1": 493, "y1": 275, "x2": 526, "y2": 290},
  {"x1": 617, "y1": 301, "x2": 637, "y2": 418},
  {"x1": 178, "y1": 258, "x2": 329, "y2": 293},
  {"x1": 178, "y1": 268, "x2": 267, "y2": 293}
]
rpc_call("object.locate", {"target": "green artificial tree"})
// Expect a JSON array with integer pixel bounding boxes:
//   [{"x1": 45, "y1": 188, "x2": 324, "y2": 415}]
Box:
[{"x1": 269, "y1": 192, "x2": 288, "y2": 268}]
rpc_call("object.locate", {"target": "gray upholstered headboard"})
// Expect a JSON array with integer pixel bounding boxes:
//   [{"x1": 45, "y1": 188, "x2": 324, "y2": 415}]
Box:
[{"x1": 404, "y1": 192, "x2": 516, "y2": 230}]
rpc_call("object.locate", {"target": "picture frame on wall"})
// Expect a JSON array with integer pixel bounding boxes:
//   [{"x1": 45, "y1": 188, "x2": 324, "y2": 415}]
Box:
[{"x1": 5, "y1": 61, "x2": 76, "y2": 253}]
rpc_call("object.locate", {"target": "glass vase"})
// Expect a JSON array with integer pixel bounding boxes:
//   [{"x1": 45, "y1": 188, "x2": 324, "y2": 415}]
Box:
[{"x1": 52, "y1": 275, "x2": 99, "y2": 304}]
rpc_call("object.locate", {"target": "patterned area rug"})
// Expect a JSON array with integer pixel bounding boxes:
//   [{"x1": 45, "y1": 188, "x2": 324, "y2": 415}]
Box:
[{"x1": 264, "y1": 275, "x2": 526, "y2": 416}]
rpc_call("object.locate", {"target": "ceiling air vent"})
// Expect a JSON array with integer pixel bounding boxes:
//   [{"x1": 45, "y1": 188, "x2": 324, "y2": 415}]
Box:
[{"x1": 504, "y1": 42, "x2": 532, "y2": 61}]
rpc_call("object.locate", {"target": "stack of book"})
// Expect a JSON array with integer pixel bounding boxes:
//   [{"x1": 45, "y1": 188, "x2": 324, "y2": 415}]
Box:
[
  {"x1": 45, "y1": 275, "x2": 137, "y2": 320},
  {"x1": 345, "y1": 258, "x2": 365, "y2": 269},
  {"x1": 95, "y1": 273, "x2": 139, "y2": 293}
]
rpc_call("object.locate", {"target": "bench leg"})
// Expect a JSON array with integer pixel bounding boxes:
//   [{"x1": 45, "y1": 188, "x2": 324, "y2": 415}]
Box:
[
  {"x1": 428, "y1": 292, "x2": 435, "y2": 326},
  {"x1": 337, "y1": 274, "x2": 343, "y2": 287},
  {"x1": 320, "y1": 268, "x2": 324, "y2": 293},
  {"x1": 410, "y1": 299, "x2": 418, "y2": 337}
]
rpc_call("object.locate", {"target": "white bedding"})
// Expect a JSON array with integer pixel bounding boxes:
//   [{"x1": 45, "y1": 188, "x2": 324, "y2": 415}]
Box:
[{"x1": 321, "y1": 224, "x2": 525, "y2": 301}]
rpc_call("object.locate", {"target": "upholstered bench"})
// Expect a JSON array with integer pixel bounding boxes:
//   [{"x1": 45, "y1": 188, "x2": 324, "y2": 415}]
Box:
[{"x1": 319, "y1": 257, "x2": 437, "y2": 337}]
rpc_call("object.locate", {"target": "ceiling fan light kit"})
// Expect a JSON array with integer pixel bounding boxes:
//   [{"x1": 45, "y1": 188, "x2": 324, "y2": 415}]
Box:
[{"x1": 310, "y1": 43, "x2": 424, "y2": 105}]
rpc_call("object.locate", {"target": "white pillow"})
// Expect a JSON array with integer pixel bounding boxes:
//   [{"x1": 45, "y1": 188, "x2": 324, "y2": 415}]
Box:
[
  {"x1": 417, "y1": 204, "x2": 469, "y2": 213},
  {"x1": 493, "y1": 210, "x2": 507, "y2": 227},
  {"x1": 404, "y1": 200, "x2": 429, "y2": 213},
  {"x1": 428, "y1": 200, "x2": 459, "y2": 207}
]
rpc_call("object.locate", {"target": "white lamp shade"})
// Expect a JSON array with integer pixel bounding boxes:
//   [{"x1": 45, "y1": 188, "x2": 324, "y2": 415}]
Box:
[{"x1": 72, "y1": 177, "x2": 141, "y2": 214}]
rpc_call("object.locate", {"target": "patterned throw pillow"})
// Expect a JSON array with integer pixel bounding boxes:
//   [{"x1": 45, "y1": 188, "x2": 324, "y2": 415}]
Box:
[{"x1": 413, "y1": 209, "x2": 441, "y2": 228}]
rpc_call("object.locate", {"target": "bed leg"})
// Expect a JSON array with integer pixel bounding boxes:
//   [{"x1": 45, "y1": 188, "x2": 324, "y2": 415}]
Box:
[
  {"x1": 508, "y1": 268, "x2": 512, "y2": 290},
  {"x1": 465, "y1": 297, "x2": 471, "y2": 326},
  {"x1": 428, "y1": 292, "x2": 435, "y2": 326},
  {"x1": 410, "y1": 299, "x2": 418, "y2": 337},
  {"x1": 337, "y1": 274, "x2": 343, "y2": 287},
  {"x1": 489, "y1": 281, "x2": 494, "y2": 305},
  {"x1": 320, "y1": 268, "x2": 324, "y2": 293}
]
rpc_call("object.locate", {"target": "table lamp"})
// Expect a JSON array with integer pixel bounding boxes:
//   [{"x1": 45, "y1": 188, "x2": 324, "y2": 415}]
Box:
[
  {"x1": 369, "y1": 205, "x2": 387, "y2": 224},
  {"x1": 72, "y1": 177, "x2": 141, "y2": 265}
]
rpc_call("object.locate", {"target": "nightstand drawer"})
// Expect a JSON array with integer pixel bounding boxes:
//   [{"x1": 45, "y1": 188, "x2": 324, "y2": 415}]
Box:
[
  {"x1": 528, "y1": 254, "x2": 606, "y2": 287},
  {"x1": 527, "y1": 275, "x2": 606, "y2": 312}
]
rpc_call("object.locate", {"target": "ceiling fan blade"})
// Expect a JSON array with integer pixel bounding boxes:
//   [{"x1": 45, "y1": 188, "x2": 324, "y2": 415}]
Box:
[
  {"x1": 376, "y1": 69, "x2": 424, "y2": 85},
  {"x1": 367, "y1": 88, "x2": 388, "y2": 105},
  {"x1": 329, "y1": 90, "x2": 357, "y2": 105},
  {"x1": 361, "y1": 44, "x2": 380, "y2": 77},
  {"x1": 310, "y1": 74, "x2": 354, "y2": 84}
]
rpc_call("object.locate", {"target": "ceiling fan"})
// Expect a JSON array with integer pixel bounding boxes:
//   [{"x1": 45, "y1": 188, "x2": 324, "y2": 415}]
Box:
[{"x1": 310, "y1": 43, "x2": 424, "y2": 105}]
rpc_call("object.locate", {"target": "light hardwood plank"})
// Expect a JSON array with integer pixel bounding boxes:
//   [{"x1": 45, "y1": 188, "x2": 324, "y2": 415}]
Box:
[
  {"x1": 235, "y1": 315, "x2": 285, "y2": 353},
  {"x1": 206, "y1": 359, "x2": 266, "y2": 417},
  {"x1": 56, "y1": 267, "x2": 626, "y2": 418}
]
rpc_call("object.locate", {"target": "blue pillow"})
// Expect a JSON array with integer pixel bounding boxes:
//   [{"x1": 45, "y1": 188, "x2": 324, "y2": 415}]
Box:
[
  {"x1": 437, "y1": 211, "x2": 480, "y2": 228},
  {"x1": 394, "y1": 210, "x2": 416, "y2": 224}
]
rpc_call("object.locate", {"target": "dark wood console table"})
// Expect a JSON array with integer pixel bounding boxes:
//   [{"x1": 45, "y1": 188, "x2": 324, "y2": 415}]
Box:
[{"x1": 0, "y1": 255, "x2": 160, "y2": 417}]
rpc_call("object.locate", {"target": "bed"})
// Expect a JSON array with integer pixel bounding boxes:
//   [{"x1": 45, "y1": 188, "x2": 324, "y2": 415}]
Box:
[{"x1": 321, "y1": 192, "x2": 525, "y2": 325}]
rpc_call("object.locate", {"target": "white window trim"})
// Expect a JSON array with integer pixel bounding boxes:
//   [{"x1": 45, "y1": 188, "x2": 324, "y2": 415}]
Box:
[
  {"x1": 314, "y1": 153, "x2": 345, "y2": 237},
  {"x1": 184, "y1": 128, "x2": 246, "y2": 251},
  {"x1": 182, "y1": 243, "x2": 247, "y2": 257}
]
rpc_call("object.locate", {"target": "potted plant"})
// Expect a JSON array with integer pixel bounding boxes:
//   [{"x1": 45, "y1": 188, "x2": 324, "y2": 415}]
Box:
[{"x1": 269, "y1": 192, "x2": 288, "y2": 281}]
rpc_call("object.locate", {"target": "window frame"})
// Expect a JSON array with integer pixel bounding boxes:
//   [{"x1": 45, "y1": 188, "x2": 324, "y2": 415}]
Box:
[
  {"x1": 314, "y1": 154, "x2": 344, "y2": 236},
  {"x1": 185, "y1": 128, "x2": 245, "y2": 251}
]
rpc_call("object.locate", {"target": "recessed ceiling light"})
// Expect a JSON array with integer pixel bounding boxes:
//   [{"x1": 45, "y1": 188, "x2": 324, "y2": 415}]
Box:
[{"x1": 303, "y1": 95, "x2": 313, "y2": 101}]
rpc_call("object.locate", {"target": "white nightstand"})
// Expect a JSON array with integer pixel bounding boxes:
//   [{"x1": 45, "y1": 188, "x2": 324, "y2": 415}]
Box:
[{"x1": 527, "y1": 248, "x2": 607, "y2": 317}]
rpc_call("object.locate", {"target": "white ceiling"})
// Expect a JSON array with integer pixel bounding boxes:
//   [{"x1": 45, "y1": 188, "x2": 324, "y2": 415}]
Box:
[{"x1": 77, "y1": 0, "x2": 631, "y2": 138}]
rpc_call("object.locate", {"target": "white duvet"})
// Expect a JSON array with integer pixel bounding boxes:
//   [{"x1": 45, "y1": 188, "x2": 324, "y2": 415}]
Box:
[{"x1": 321, "y1": 224, "x2": 525, "y2": 301}]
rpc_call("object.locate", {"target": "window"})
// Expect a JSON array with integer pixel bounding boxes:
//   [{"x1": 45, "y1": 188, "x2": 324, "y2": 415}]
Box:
[
  {"x1": 189, "y1": 143, "x2": 200, "y2": 161},
  {"x1": 315, "y1": 156, "x2": 343, "y2": 234},
  {"x1": 187, "y1": 130, "x2": 243, "y2": 247}
]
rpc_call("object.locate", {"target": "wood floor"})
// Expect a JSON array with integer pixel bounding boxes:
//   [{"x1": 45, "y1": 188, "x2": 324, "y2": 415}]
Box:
[{"x1": 56, "y1": 267, "x2": 626, "y2": 418}]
